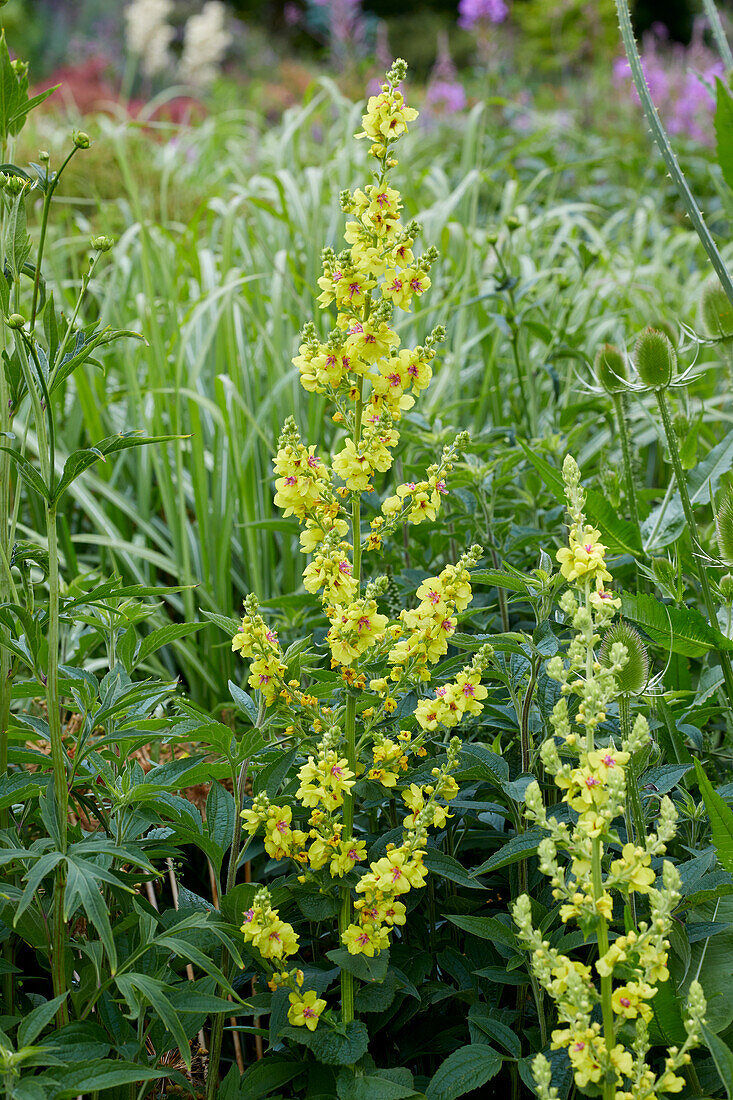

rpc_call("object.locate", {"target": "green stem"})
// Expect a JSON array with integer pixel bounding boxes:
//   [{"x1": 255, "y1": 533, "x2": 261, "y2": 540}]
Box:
[
  {"x1": 30, "y1": 148, "x2": 77, "y2": 332},
  {"x1": 615, "y1": 0, "x2": 733, "y2": 310},
  {"x1": 339, "y1": 386, "x2": 364, "y2": 1026},
  {"x1": 611, "y1": 393, "x2": 640, "y2": 533},
  {"x1": 46, "y1": 502, "x2": 69, "y2": 1026},
  {"x1": 591, "y1": 838, "x2": 615, "y2": 1100},
  {"x1": 205, "y1": 753, "x2": 254, "y2": 1100},
  {"x1": 620, "y1": 696, "x2": 645, "y2": 847},
  {"x1": 701, "y1": 0, "x2": 733, "y2": 70},
  {"x1": 656, "y1": 389, "x2": 733, "y2": 709}
]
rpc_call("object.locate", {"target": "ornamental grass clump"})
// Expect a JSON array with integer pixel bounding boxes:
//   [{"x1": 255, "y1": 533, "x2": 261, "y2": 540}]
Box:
[
  {"x1": 513, "y1": 456, "x2": 706, "y2": 1100},
  {"x1": 230, "y1": 59, "x2": 492, "y2": 1032}
]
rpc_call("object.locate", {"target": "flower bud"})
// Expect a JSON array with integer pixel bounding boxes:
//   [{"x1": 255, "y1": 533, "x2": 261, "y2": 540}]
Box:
[
  {"x1": 633, "y1": 327, "x2": 676, "y2": 389},
  {"x1": 91, "y1": 235, "x2": 114, "y2": 253},
  {"x1": 594, "y1": 343, "x2": 628, "y2": 394},
  {"x1": 599, "y1": 621, "x2": 649, "y2": 695},
  {"x1": 72, "y1": 130, "x2": 91, "y2": 149},
  {"x1": 505, "y1": 214, "x2": 521, "y2": 232},
  {"x1": 700, "y1": 277, "x2": 733, "y2": 340},
  {"x1": 716, "y1": 488, "x2": 733, "y2": 564},
  {"x1": 6, "y1": 314, "x2": 25, "y2": 329}
]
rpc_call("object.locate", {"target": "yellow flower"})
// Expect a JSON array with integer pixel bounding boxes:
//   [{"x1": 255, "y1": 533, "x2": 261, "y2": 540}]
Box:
[
  {"x1": 326, "y1": 598, "x2": 388, "y2": 667},
  {"x1": 610, "y1": 843, "x2": 655, "y2": 893},
  {"x1": 556, "y1": 525, "x2": 612, "y2": 585},
  {"x1": 288, "y1": 989, "x2": 326, "y2": 1031},
  {"x1": 612, "y1": 981, "x2": 654, "y2": 1023}
]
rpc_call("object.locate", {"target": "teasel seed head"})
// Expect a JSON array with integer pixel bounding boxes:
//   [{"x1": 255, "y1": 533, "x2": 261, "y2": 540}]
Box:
[
  {"x1": 599, "y1": 620, "x2": 649, "y2": 695},
  {"x1": 594, "y1": 343, "x2": 628, "y2": 394},
  {"x1": 633, "y1": 326, "x2": 676, "y2": 390},
  {"x1": 701, "y1": 277, "x2": 733, "y2": 340},
  {"x1": 716, "y1": 487, "x2": 733, "y2": 564}
]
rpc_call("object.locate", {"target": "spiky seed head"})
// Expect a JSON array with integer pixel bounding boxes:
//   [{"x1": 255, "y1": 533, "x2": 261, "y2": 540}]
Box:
[
  {"x1": 594, "y1": 343, "x2": 628, "y2": 394},
  {"x1": 598, "y1": 621, "x2": 649, "y2": 695},
  {"x1": 633, "y1": 327, "x2": 676, "y2": 390},
  {"x1": 701, "y1": 277, "x2": 733, "y2": 340},
  {"x1": 716, "y1": 488, "x2": 733, "y2": 564}
]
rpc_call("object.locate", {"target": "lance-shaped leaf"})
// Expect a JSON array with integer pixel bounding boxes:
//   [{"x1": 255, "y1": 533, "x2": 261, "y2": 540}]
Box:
[
  {"x1": 52, "y1": 432, "x2": 180, "y2": 503},
  {"x1": 50, "y1": 326, "x2": 144, "y2": 392},
  {"x1": 0, "y1": 447, "x2": 49, "y2": 499},
  {"x1": 694, "y1": 759, "x2": 733, "y2": 874}
]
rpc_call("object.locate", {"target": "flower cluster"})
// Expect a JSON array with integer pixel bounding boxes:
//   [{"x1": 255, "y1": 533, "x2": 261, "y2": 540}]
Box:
[
  {"x1": 512, "y1": 458, "x2": 705, "y2": 1099},
  {"x1": 231, "y1": 595, "x2": 286, "y2": 706},
  {"x1": 231, "y1": 62, "x2": 492, "y2": 1036},
  {"x1": 342, "y1": 737, "x2": 462, "y2": 956}
]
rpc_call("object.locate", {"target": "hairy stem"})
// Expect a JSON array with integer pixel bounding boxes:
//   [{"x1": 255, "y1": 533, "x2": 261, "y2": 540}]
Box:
[{"x1": 615, "y1": 0, "x2": 733, "y2": 309}]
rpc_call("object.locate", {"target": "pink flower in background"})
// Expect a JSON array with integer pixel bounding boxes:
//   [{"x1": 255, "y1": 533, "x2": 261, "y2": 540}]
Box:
[
  {"x1": 426, "y1": 32, "x2": 467, "y2": 114},
  {"x1": 613, "y1": 19, "x2": 723, "y2": 143},
  {"x1": 457, "y1": 0, "x2": 508, "y2": 31}
]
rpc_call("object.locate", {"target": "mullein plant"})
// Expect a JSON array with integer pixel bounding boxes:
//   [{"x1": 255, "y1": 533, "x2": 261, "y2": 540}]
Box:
[
  {"x1": 512, "y1": 456, "x2": 706, "y2": 1100},
  {"x1": 229, "y1": 60, "x2": 493, "y2": 1034}
]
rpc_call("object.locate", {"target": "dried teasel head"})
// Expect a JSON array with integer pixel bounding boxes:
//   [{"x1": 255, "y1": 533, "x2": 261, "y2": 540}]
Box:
[
  {"x1": 598, "y1": 620, "x2": 649, "y2": 695},
  {"x1": 716, "y1": 487, "x2": 733, "y2": 564},
  {"x1": 633, "y1": 326, "x2": 676, "y2": 390}
]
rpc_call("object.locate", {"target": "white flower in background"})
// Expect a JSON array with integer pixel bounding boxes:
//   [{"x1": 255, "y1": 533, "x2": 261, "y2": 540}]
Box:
[
  {"x1": 180, "y1": 1, "x2": 232, "y2": 88},
  {"x1": 125, "y1": 0, "x2": 176, "y2": 78}
]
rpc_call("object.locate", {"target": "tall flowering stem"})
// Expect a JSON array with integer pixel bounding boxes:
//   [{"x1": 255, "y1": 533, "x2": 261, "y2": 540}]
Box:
[
  {"x1": 513, "y1": 456, "x2": 706, "y2": 1100},
  {"x1": 226, "y1": 61, "x2": 495, "y2": 1067}
]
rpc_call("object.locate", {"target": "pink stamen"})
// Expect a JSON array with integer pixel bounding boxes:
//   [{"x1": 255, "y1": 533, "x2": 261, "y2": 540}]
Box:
[
  {"x1": 584, "y1": 543, "x2": 593, "y2": 553},
  {"x1": 603, "y1": 755, "x2": 615, "y2": 767},
  {"x1": 388, "y1": 372, "x2": 401, "y2": 387},
  {"x1": 303, "y1": 1006, "x2": 316, "y2": 1018},
  {"x1": 585, "y1": 776, "x2": 601, "y2": 788},
  {"x1": 284, "y1": 476, "x2": 297, "y2": 486},
  {"x1": 331, "y1": 765, "x2": 344, "y2": 778},
  {"x1": 462, "y1": 683, "x2": 475, "y2": 697},
  {"x1": 389, "y1": 278, "x2": 402, "y2": 292},
  {"x1": 407, "y1": 363, "x2": 418, "y2": 376},
  {"x1": 573, "y1": 1042, "x2": 585, "y2": 1052},
  {"x1": 357, "y1": 933, "x2": 370, "y2": 945},
  {"x1": 428, "y1": 590, "x2": 441, "y2": 605},
  {"x1": 338, "y1": 560, "x2": 352, "y2": 574},
  {"x1": 410, "y1": 278, "x2": 423, "y2": 292},
  {"x1": 357, "y1": 616, "x2": 371, "y2": 631},
  {"x1": 620, "y1": 997, "x2": 631, "y2": 1008},
  {"x1": 276, "y1": 819, "x2": 288, "y2": 834}
]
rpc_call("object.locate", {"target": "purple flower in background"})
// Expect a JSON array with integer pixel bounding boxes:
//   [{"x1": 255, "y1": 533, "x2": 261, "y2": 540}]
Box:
[
  {"x1": 426, "y1": 32, "x2": 467, "y2": 114},
  {"x1": 426, "y1": 79, "x2": 467, "y2": 113},
  {"x1": 613, "y1": 17, "x2": 723, "y2": 143},
  {"x1": 457, "y1": 0, "x2": 508, "y2": 31}
]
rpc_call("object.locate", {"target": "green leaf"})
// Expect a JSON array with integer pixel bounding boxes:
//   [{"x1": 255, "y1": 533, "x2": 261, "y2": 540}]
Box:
[
  {"x1": 309, "y1": 1020, "x2": 370, "y2": 1065},
  {"x1": 206, "y1": 781, "x2": 235, "y2": 854},
  {"x1": 621, "y1": 592, "x2": 733, "y2": 658},
  {"x1": 326, "y1": 947, "x2": 389, "y2": 983},
  {"x1": 53, "y1": 432, "x2": 179, "y2": 503},
  {"x1": 716, "y1": 78, "x2": 733, "y2": 194},
  {"x1": 135, "y1": 621, "x2": 205, "y2": 667},
  {"x1": 64, "y1": 857, "x2": 118, "y2": 970},
  {"x1": 235, "y1": 1058, "x2": 305, "y2": 1098},
  {"x1": 0, "y1": 448, "x2": 49, "y2": 500},
  {"x1": 425, "y1": 1044, "x2": 502, "y2": 1100},
  {"x1": 17, "y1": 993, "x2": 68, "y2": 1046},
  {"x1": 37, "y1": 1059, "x2": 166, "y2": 1097},
  {"x1": 694, "y1": 759, "x2": 733, "y2": 874},
  {"x1": 471, "y1": 829, "x2": 545, "y2": 875},
  {"x1": 702, "y1": 1022, "x2": 733, "y2": 1099},
  {"x1": 337, "y1": 1071, "x2": 419, "y2": 1100},
  {"x1": 445, "y1": 914, "x2": 516, "y2": 949},
  {"x1": 115, "y1": 972, "x2": 192, "y2": 1068},
  {"x1": 423, "y1": 848, "x2": 485, "y2": 890}
]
